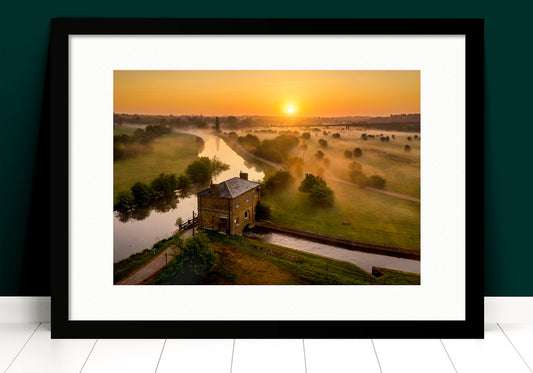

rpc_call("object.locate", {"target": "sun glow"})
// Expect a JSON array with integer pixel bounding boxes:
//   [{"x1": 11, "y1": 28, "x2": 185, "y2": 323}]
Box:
[{"x1": 284, "y1": 103, "x2": 297, "y2": 115}]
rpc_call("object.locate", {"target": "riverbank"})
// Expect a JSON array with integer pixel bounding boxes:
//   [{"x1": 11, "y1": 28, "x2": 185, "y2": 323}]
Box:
[
  {"x1": 114, "y1": 230, "x2": 189, "y2": 284},
  {"x1": 151, "y1": 231, "x2": 420, "y2": 285},
  {"x1": 254, "y1": 221, "x2": 420, "y2": 259}
]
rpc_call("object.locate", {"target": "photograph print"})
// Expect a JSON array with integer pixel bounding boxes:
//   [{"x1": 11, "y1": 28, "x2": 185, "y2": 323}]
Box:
[{"x1": 113, "y1": 70, "x2": 421, "y2": 286}]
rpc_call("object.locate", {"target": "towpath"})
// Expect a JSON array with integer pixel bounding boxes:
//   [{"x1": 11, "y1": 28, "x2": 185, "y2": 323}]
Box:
[{"x1": 116, "y1": 229, "x2": 193, "y2": 285}]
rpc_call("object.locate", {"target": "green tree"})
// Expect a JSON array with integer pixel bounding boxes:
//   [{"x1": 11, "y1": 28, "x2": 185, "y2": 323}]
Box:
[
  {"x1": 299, "y1": 173, "x2": 327, "y2": 192},
  {"x1": 177, "y1": 174, "x2": 192, "y2": 190},
  {"x1": 309, "y1": 184, "x2": 335, "y2": 207},
  {"x1": 315, "y1": 150, "x2": 324, "y2": 160},
  {"x1": 353, "y1": 148, "x2": 362, "y2": 157},
  {"x1": 185, "y1": 157, "x2": 213, "y2": 183},
  {"x1": 114, "y1": 191, "x2": 133, "y2": 211},
  {"x1": 318, "y1": 138, "x2": 328, "y2": 148},
  {"x1": 361, "y1": 133, "x2": 368, "y2": 140},
  {"x1": 215, "y1": 116, "x2": 220, "y2": 131},
  {"x1": 301, "y1": 132, "x2": 311, "y2": 140},
  {"x1": 368, "y1": 175, "x2": 387, "y2": 189},
  {"x1": 349, "y1": 161, "x2": 362, "y2": 172},
  {"x1": 255, "y1": 200, "x2": 272, "y2": 220},
  {"x1": 262, "y1": 170, "x2": 294, "y2": 193},
  {"x1": 349, "y1": 171, "x2": 368, "y2": 187},
  {"x1": 332, "y1": 133, "x2": 341, "y2": 138},
  {"x1": 151, "y1": 173, "x2": 178, "y2": 198},
  {"x1": 404, "y1": 144, "x2": 411, "y2": 152},
  {"x1": 344, "y1": 150, "x2": 353, "y2": 159},
  {"x1": 130, "y1": 181, "x2": 152, "y2": 206},
  {"x1": 175, "y1": 232, "x2": 217, "y2": 283}
]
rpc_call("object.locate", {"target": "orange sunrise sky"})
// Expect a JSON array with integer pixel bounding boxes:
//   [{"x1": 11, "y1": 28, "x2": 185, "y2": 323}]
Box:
[{"x1": 114, "y1": 70, "x2": 420, "y2": 117}]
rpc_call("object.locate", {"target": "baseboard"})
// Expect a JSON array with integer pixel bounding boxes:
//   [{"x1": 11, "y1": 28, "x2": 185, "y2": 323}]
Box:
[
  {"x1": 0, "y1": 297, "x2": 531, "y2": 323},
  {"x1": 0, "y1": 297, "x2": 50, "y2": 323},
  {"x1": 484, "y1": 297, "x2": 533, "y2": 323}
]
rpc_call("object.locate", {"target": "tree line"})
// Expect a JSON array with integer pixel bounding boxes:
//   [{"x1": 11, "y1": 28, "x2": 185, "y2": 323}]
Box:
[
  {"x1": 114, "y1": 157, "x2": 229, "y2": 212},
  {"x1": 114, "y1": 125, "x2": 171, "y2": 161}
]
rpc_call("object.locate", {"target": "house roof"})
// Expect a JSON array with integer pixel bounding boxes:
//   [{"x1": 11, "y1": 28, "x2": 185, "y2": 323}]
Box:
[{"x1": 198, "y1": 177, "x2": 260, "y2": 199}]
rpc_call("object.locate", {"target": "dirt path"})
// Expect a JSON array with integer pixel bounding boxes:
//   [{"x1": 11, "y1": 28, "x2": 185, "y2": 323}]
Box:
[
  {"x1": 116, "y1": 229, "x2": 193, "y2": 285},
  {"x1": 326, "y1": 176, "x2": 420, "y2": 203},
  {"x1": 221, "y1": 136, "x2": 420, "y2": 204}
]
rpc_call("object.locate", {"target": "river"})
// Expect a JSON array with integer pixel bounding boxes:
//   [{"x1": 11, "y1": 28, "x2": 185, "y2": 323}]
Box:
[
  {"x1": 252, "y1": 231, "x2": 420, "y2": 274},
  {"x1": 113, "y1": 132, "x2": 265, "y2": 262},
  {"x1": 114, "y1": 128, "x2": 419, "y2": 276}
]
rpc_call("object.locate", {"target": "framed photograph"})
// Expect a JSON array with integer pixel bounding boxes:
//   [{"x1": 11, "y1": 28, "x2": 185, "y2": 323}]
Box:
[{"x1": 51, "y1": 18, "x2": 484, "y2": 338}]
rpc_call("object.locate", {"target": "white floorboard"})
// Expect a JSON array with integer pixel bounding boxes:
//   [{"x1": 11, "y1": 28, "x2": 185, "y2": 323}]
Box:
[
  {"x1": 373, "y1": 338, "x2": 455, "y2": 373},
  {"x1": 232, "y1": 339, "x2": 305, "y2": 373},
  {"x1": 156, "y1": 339, "x2": 234, "y2": 373},
  {"x1": 499, "y1": 323, "x2": 533, "y2": 371},
  {"x1": 442, "y1": 323, "x2": 532, "y2": 373},
  {"x1": 304, "y1": 339, "x2": 381, "y2": 373},
  {"x1": 81, "y1": 338, "x2": 165, "y2": 373},
  {"x1": 0, "y1": 322, "x2": 39, "y2": 372},
  {"x1": 6, "y1": 323, "x2": 96, "y2": 373}
]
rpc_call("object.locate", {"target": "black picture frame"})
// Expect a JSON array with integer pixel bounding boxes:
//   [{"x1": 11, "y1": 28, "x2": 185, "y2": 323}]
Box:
[{"x1": 50, "y1": 18, "x2": 484, "y2": 339}]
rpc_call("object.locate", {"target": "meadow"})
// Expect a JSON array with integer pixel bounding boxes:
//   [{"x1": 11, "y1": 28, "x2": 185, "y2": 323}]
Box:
[
  {"x1": 113, "y1": 131, "x2": 202, "y2": 199},
  {"x1": 248, "y1": 127, "x2": 421, "y2": 250}
]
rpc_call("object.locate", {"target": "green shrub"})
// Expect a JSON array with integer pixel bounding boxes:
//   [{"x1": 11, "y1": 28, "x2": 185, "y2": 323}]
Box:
[
  {"x1": 353, "y1": 148, "x2": 362, "y2": 157},
  {"x1": 344, "y1": 150, "x2": 353, "y2": 159},
  {"x1": 368, "y1": 175, "x2": 387, "y2": 189}
]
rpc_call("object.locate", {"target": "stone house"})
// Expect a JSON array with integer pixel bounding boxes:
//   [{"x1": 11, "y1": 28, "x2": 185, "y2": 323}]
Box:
[{"x1": 197, "y1": 172, "x2": 260, "y2": 235}]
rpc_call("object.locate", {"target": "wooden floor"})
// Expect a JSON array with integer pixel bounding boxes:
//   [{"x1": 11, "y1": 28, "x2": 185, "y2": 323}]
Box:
[{"x1": 1, "y1": 324, "x2": 532, "y2": 372}]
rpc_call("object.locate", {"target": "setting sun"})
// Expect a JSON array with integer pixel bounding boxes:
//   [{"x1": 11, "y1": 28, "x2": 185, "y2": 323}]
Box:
[{"x1": 287, "y1": 107, "x2": 294, "y2": 114}]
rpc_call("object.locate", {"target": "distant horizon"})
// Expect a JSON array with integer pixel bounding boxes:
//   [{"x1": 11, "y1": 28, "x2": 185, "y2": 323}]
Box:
[
  {"x1": 114, "y1": 112, "x2": 421, "y2": 119},
  {"x1": 114, "y1": 70, "x2": 420, "y2": 117}
]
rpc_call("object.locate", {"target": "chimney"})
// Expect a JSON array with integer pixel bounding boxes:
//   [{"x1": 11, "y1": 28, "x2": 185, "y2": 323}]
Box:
[
  {"x1": 239, "y1": 172, "x2": 248, "y2": 180},
  {"x1": 210, "y1": 182, "x2": 220, "y2": 196}
]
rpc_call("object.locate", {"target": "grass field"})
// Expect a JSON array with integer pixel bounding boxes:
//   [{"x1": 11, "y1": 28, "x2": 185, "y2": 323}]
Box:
[
  {"x1": 263, "y1": 181, "x2": 420, "y2": 250},
  {"x1": 295, "y1": 130, "x2": 420, "y2": 198},
  {"x1": 249, "y1": 128, "x2": 421, "y2": 250},
  {"x1": 113, "y1": 132, "x2": 201, "y2": 199},
  {"x1": 151, "y1": 232, "x2": 420, "y2": 285}
]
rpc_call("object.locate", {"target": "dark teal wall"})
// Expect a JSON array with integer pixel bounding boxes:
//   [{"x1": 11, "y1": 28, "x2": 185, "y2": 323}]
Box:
[{"x1": 1, "y1": 1, "x2": 532, "y2": 295}]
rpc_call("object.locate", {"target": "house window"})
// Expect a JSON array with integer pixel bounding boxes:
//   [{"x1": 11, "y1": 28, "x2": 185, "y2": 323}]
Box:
[
  {"x1": 245, "y1": 211, "x2": 249, "y2": 219},
  {"x1": 236, "y1": 198, "x2": 239, "y2": 208},
  {"x1": 254, "y1": 189, "x2": 257, "y2": 197},
  {"x1": 236, "y1": 217, "x2": 239, "y2": 226},
  {"x1": 246, "y1": 193, "x2": 249, "y2": 202}
]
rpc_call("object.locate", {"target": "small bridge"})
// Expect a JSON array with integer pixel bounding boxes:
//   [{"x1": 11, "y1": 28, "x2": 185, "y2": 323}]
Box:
[{"x1": 178, "y1": 216, "x2": 199, "y2": 232}]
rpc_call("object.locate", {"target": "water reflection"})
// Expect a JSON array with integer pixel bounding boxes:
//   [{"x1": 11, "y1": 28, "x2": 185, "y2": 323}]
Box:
[
  {"x1": 113, "y1": 132, "x2": 265, "y2": 262},
  {"x1": 115, "y1": 195, "x2": 179, "y2": 223},
  {"x1": 254, "y1": 232, "x2": 420, "y2": 275}
]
